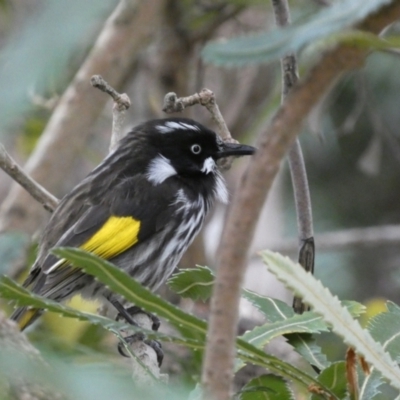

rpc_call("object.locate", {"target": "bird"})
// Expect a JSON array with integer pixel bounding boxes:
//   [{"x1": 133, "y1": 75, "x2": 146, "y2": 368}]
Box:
[{"x1": 10, "y1": 117, "x2": 255, "y2": 334}]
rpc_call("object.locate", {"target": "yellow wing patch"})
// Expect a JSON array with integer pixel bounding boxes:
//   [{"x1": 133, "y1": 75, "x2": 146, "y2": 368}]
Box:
[{"x1": 80, "y1": 215, "x2": 141, "y2": 259}]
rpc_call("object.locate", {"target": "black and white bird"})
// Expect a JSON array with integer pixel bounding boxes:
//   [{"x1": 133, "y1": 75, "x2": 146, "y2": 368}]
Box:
[{"x1": 11, "y1": 117, "x2": 255, "y2": 332}]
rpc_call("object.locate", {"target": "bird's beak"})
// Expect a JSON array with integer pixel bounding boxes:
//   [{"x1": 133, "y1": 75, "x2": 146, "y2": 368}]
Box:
[{"x1": 214, "y1": 142, "x2": 256, "y2": 160}]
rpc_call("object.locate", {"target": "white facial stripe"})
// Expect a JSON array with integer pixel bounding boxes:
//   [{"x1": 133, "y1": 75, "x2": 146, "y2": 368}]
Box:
[
  {"x1": 156, "y1": 121, "x2": 201, "y2": 134},
  {"x1": 156, "y1": 125, "x2": 174, "y2": 134},
  {"x1": 146, "y1": 155, "x2": 177, "y2": 185},
  {"x1": 201, "y1": 157, "x2": 216, "y2": 174}
]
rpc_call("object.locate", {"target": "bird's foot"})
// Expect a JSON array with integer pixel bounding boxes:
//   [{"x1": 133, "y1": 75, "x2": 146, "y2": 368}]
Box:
[{"x1": 118, "y1": 333, "x2": 164, "y2": 366}]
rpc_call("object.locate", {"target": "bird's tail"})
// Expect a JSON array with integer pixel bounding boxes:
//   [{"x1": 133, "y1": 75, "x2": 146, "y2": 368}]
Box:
[{"x1": 10, "y1": 306, "x2": 43, "y2": 331}]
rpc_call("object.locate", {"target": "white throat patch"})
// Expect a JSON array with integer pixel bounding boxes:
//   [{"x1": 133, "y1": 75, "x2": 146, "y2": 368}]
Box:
[
  {"x1": 201, "y1": 157, "x2": 216, "y2": 174},
  {"x1": 146, "y1": 155, "x2": 177, "y2": 185}
]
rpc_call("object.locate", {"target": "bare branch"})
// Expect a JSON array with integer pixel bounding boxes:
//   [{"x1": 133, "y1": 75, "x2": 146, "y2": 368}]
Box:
[
  {"x1": 91, "y1": 74, "x2": 131, "y2": 152},
  {"x1": 201, "y1": 2, "x2": 400, "y2": 398},
  {"x1": 163, "y1": 89, "x2": 233, "y2": 141},
  {"x1": 271, "y1": 0, "x2": 315, "y2": 314},
  {"x1": 0, "y1": 144, "x2": 58, "y2": 212},
  {"x1": 264, "y1": 224, "x2": 400, "y2": 254},
  {"x1": 163, "y1": 88, "x2": 237, "y2": 169}
]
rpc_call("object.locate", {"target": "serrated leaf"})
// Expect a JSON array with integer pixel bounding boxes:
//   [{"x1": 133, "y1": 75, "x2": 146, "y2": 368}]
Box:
[
  {"x1": 241, "y1": 312, "x2": 329, "y2": 349},
  {"x1": 53, "y1": 248, "x2": 334, "y2": 395},
  {"x1": 286, "y1": 333, "x2": 330, "y2": 371},
  {"x1": 261, "y1": 250, "x2": 400, "y2": 392},
  {"x1": 238, "y1": 375, "x2": 294, "y2": 400},
  {"x1": 311, "y1": 362, "x2": 348, "y2": 400},
  {"x1": 202, "y1": 0, "x2": 393, "y2": 66},
  {"x1": 0, "y1": 276, "x2": 204, "y2": 349},
  {"x1": 359, "y1": 370, "x2": 383, "y2": 400},
  {"x1": 242, "y1": 290, "x2": 294, "y2": 322},
  {"x1": 386, "y1": 301, "x2": 400, "y2": 316},
  {"x1": 359, "y1": 307, "x2": 400, "y2": 399},
  {"x1": 167, "y1": 265, "x2": 214, "y2": 301}
]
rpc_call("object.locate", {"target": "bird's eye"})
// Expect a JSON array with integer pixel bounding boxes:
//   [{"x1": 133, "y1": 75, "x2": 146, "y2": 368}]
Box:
[{"x1": 191, "y1": 144, "x2": 202, "y2": 154}]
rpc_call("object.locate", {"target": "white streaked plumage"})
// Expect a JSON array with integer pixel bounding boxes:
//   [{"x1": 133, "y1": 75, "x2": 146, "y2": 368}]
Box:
[{"x1": 146, "y1": 155, "x2": 177, "y2": 185}]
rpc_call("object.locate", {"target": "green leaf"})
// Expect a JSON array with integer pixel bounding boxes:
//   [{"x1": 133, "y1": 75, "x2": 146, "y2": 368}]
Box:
[
  {"x1": 261, "y1": 250, "x2": 400, "y2": 392},
  {"x1": 0, "y1": 276, "x2": 203, "y2": 349},
  {"x1": 241, "y1": 312, "x2": 329, "y2": 349},
  {"x1": 286, "y1": 333, "x2": 330, "y2": 371},
  {"x1": 53, "y1": 247, "x2": 208, "y2": 343},
  {"x1": 167, "y1": 265, "x2": 214, "y2": 301},
  {"x1": 238, "y1": 375, "x2": 294, "y2": 400},
  {"x1": 53, "y1": 248, "x2": 335, "y2": 395},
  {"x1": 242, "y1": 290, "x2": 294, "y2": 322},
  {"x1": 311, "y1": 362, "x2": 348, "y2": 400},
  {"x1": 202, "y1": 0, "x2": 393, "y2": 66},
  {"x1": 359, "y1": 306, "x2": 400, "y2": 399}
]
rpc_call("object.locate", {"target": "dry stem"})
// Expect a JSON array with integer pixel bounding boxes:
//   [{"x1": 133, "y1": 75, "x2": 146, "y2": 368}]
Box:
[
  {"x1": 201, "y1": 2, "x2": 400, "y2": 399},
  {"x1": 0, "y1": 144, "x2": 58, "y2": 212},
  {"x1": 91, "y1": 74, "x2": 131, "y2": 152}
]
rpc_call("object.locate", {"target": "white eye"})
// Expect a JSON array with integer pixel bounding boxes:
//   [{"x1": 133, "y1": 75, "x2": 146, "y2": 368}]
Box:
[{"x1": 191, "y1": 144, "x2": 202, "y2": 154}]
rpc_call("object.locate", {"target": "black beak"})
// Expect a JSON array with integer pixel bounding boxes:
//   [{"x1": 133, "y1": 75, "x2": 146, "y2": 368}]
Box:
[{"x1": 214, "y1": 142, "x2": 256, "y2": 160}]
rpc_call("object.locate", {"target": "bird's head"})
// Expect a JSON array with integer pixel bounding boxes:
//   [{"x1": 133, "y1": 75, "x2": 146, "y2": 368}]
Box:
[{"x1": 135, "y1": 117, "x2": 255, "y2": 185}]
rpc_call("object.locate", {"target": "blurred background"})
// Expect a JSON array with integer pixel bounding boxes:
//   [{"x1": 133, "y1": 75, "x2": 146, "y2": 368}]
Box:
[{"x1": 0, "y1": 0, "x2": 399, "y2": 397}]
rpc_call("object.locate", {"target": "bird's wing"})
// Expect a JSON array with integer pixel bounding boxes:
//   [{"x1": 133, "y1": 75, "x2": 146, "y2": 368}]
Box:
[{"x1": 42, "y1": 176, "x2": 175, "y2": 273}]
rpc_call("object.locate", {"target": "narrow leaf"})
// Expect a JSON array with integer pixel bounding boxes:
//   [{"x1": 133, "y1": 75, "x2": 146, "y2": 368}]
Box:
[
  {"x1": 167, "y1": 265, "x2": 214, "y2": 301},
  {"x1": 202, "y1": 0, "x2": 393, "y2": 66},
  {"x1": 238, "y1": 374, "x2": 294, "y2": 400},
  {"x1": 311, "y1": 362, "x2": 348, "y2": 400},
  {"x1": 241, "y1": 312, "x2": 329, "y2": 349},
  {"x1": 286, "y1": 333, "x2": 330, "y2": 371},
  {"x1": 262, "y1": 250, "x2": 400, "y2": 392}
]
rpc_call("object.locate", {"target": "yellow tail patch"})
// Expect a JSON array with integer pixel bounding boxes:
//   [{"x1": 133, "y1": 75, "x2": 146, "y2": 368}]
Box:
[
  {"x1": 81, "y1": 215, "x2": 141, "y2": 260},
  {"x1": 17, "y1": 308, "x2": 41, "y2": 331}
]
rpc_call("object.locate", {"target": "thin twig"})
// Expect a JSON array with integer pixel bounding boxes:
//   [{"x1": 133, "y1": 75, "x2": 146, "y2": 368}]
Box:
[
  {"x1": 163, "y1": 88, "x2": 238, "y2": 168},
  {"x1": 262, "y1": 224, "x2": 400, "y2": 254},
  {"x1": 91, "y1": 75, "x2": 131, "y2": 152},
  {"x1": 201, "y1": 2, "x2": 400, "y2": 399},
  {"x1": 0, "y1": 144, "x2": 58, "y2": 212},
  {"x1": 271, "y1": 0, "x2": 315, "y2": 314}
]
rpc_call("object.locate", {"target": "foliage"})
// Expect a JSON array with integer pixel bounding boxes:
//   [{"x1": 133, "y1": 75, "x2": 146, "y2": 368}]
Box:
[
  {"x1": 2, "y1": 248, "x2": 400, "y2": 398},
  {"x1": 202, "y1": 0, "x2": 398, "y2": 66}
]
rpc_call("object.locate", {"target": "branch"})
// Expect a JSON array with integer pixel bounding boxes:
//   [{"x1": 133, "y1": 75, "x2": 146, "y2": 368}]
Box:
[
  {"x1": 201, "y1": 2, "x2": 400, "y2": 399},
  {"x1": 163, "y1": 88, "x2": 237, "y2": 169},
  {"x1": 0, "y1": 144, "x2": 58, "y2": 212},
  {"x1": 271, "y1": 0, "x2": 315, "y2": 314},
  {"x1": 0, "y1": 0, "x2": 164, "y2": 234},
  {"x1": 264, "y1": 224, "x2": 400, "y2": 254},
  {"x1": 90, "y1": 74, "x2": 131, "y2": 152}
]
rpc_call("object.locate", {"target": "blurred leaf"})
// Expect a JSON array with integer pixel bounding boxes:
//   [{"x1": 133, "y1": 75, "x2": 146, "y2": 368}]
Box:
[
  {"x1": 238, "y1": 374, "x2": 294, "y2": 400},
  {"x1": 286, "y1": 333, "x2": 330, "y2": 371},
  {"x1": 202, "y1": 0, "x2": 393, "y2": 66},
  {"x1": 168, "y1": 265, "x2": 214, "y2": 301},
  {"x1": 311, "y1": 362, "x2": 348, "y2": 400},
  {"x1": 0, "y1": 1, "x2": 116, "y2": 135},
  {"x1": 0, "y1": 232, "x2": 30, "y2": 275}
]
